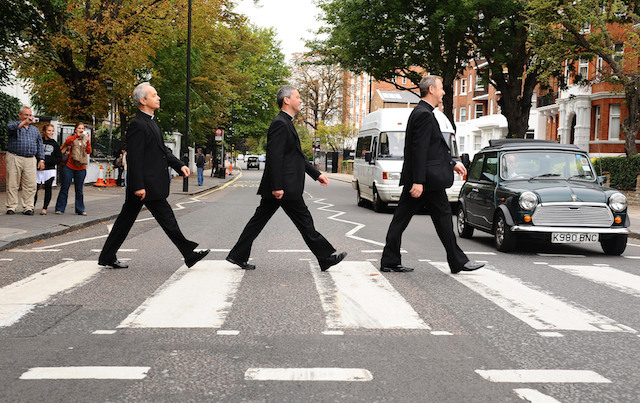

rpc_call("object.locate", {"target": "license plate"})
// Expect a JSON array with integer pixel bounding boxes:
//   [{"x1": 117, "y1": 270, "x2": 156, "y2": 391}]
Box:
[{"x1": 551, "y1": 233, "x2": 599, "y2": 243}]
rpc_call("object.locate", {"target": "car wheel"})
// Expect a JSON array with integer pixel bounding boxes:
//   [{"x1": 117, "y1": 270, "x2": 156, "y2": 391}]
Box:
[
  {"x1": 356, "y1": 182, "x2": 366, "y2": 207},
  {"x1": 372, "y1": 186, "x2": 387, "y2": 213},
  {"x1": 457, "y1": 206, "x2": 474, "y2": 238},
  {"x1": 600, "y1": 234, "x2": 627, "y2": 255},
  {"x1": 494, "y1": 211, "x2": 516, "y2": 252}
]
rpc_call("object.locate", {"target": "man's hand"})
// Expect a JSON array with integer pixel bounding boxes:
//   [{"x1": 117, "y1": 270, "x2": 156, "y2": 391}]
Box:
[
  {"x1": 37, "y1": 160, "x2": 45, "y2": 170},
  {"x1": 317, "y1": 174, "x2": 329, "y2": 186},
  {"x1": 272, "y1": 190, "x2": 284, "y2": 199},
  {"x1": 181, "y1": 166, "x2": 190, "y2": 177},
  {"x1": 135, "y1": 189, "x2": 146, "y2": 200},
  {"x1": 454, "y1": 162, "x2": 467, "y2": 177},
  {"x1": 410, "y1": 183, "x2": 423, "y2": 198}
]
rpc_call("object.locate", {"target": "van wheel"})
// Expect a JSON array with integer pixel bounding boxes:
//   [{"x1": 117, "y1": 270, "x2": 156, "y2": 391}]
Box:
[
  {"x1": 372, "y1": 186, "x2": 387, "y2": 213},
  {"x1": 356, "y1": 183, "x2": 366, "y2": 207}
]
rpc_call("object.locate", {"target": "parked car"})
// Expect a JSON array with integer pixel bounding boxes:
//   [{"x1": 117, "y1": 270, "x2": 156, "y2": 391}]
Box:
[
  {"x1": 246, "y1": 156, "x2": 260, "y2": 170},
  {"x1": 456, "y1": 139, "x2": 630, "y2": 255}
]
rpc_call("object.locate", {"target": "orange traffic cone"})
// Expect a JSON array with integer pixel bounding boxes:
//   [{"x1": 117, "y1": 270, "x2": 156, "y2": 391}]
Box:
[
  {"x1": 94, "y1": 164, "x2": 106, "y2": 186},
  {"x1": 106, "y1": 164, "x2": 117, "y2": 186},
  {"x1": 228, "y1": 163, "x2": 233, "y2": 175}
]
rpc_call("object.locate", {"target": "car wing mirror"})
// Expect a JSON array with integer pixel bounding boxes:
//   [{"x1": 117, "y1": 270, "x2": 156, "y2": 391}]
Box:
[
  {"x1": 364, "y1": 151, "x2": 373, "y2": 163},
  {"x1": 461, "y1": 153, "x2": 470, "y2": 169},
  {"x1": 597, "y1": 175, "x2": 607, "y2": 185}
]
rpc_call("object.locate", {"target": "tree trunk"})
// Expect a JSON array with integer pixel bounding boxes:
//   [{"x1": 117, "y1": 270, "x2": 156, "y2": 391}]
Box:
[
  {"x1": 622, "y1": 82, "x2": 640, "y2": 156},
  {"x1": 441, "y1": 73, "x2": 456, "y2": 128}
]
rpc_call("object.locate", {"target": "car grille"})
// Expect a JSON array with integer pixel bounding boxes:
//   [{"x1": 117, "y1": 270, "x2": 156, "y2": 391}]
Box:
[{"x1": 531, "y1": 203, "x2": 613, "y2": 227}]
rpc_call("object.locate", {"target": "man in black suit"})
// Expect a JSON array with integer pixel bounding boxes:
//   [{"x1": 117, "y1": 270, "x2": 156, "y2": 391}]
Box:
[
  {"x1": 98, "y1": 82, "x2": 209, "y2": 269},
  {"x1": 226, "y1": 85, "x2": 346, "y2": 272},
  {"x1": 380, "y1": 75, "x2": 484, "y2": 274}
]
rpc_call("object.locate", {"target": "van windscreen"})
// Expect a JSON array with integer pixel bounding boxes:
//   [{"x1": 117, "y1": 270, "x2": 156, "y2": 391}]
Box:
[{"x1": 379, "y1": 131, "x2": 405, "y2": 158}]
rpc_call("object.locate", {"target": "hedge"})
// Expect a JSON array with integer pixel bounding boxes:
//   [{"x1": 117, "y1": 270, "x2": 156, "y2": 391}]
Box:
[
  {"x1": 0, "y1": 92, "x2": 22, "y2": 150},
  {"x1": 592, "y1": 155, "x2": 640, "y2": 190}
]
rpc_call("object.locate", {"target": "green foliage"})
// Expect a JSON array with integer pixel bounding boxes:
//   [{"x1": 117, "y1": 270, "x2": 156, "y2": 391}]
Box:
[
  {"x1": 295, "y1": 123, "x2": 314, "y2": 160},
  {"x1": 315, "y1": 122, "x2": 354, "y2": 151},
  {"x1": 0, "y1": 92, "x2": 21, "y2": 150},
  {"x1": 593, "y1": 155, "x2": 640, "y2": 189}
]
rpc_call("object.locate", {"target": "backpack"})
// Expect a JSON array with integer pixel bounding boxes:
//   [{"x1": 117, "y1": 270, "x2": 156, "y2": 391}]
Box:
[{"x1": 71, "y1": 138, "x2": 88, "y2": 165}]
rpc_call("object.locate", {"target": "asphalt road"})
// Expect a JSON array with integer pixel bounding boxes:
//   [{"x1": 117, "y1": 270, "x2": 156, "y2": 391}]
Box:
[{"x1": 1, "y1": 169, "x2": 640, "y2": 402}]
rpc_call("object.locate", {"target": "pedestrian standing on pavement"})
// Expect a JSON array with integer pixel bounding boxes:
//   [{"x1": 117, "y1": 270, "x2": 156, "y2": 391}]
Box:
[
  {"x1": 195, "y1": 148, "x2": 205, "y2": 186},
  {"x1": 98, "y1": 82, "x2": 209, "y2": 269},
  {"x1": 380, "y1": 75, "x2": 485, "y2": 274},
  {"x1": 34, "y1": 123, "x2": 62, "y2": 215},
  {"x1": 226, "y1": 85, "x2": 347, "y2": 272},
  {"x1": 54, "y1": 122, "x2": 91, "y2": 215},
  {"x1": 114, "y1": 147, "x2": 126, "y2": 186},
  {"x1": 5, "y1": 106, "x2": 45, "y2": 215}
]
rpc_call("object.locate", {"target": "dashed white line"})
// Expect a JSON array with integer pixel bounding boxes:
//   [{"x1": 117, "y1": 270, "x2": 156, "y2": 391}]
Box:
[
  {"x1": 475, "y1": 369, "x2": 611, "y2": 383},
  {"x1": 513, "y1": 388, "x2": 561, "y2": 403},
  {"x1": 20, "y1": 366, "x2": 150, "y2": 380},
  {"x1": 244, "y1": 368, "x2": 373, "y2": 382}
]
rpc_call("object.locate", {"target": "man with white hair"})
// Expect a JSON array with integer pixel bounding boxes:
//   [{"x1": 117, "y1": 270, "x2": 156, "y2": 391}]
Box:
[
  {"x1": 98, "y1": 82, "x2": 209, "y2": 269},
  {"x1": 5, "y1": 106, "x2": 45, "y2": 215}
]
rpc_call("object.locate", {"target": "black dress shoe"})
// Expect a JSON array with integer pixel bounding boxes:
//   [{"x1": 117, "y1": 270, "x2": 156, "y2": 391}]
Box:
[
  {"x1": 319, "y1": 251, "x2": 347, "y2": 272},
  {"x1": 98, "y1": 260, "x2": 129, "y2": 269},
  {"x1": 23, "y1": 210, "x2": 34, "y2": 216},
  {"x1": 380, "y1": 264, "x2": 414, "y2": 272},
  {"x1": 6, "y1": 210, "x2": 15, "y2": 215},
  {"x1": 451, "y1": 261, "x2": 485, "y2": 274},
  {"x1": 185, "y1": 249, "x2": 210, "y2": 268},
  {"x1": 226, "y1": 256, "x2": 256, "y2": 270}
]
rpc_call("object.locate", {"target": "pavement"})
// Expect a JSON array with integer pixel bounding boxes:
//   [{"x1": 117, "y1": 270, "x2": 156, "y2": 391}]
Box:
[{"x1": 1, "y1": 170, "x2": 639, "y2": 252}]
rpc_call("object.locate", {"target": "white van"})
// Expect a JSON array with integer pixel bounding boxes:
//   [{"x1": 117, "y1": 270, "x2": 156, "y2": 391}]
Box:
[{"x1": 352, "y1": 108, "x2": 463, "y2": 212}]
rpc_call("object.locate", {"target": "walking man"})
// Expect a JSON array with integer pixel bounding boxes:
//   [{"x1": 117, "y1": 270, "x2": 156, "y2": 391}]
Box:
[
  {"x1": 226, "y1": 85, "x2": 346, "y2": 272},
  {"x1": 196, "y1": 148, "x2": 205, "y2": 186},
  {"x1": 380, "y1": 75, "x2": 484, "y2": 274},
  {"x1": 98, "y1": 82, "x2": 209, "y2": 269},
  {"x1": 5, "y1": 106, "x2": 45, "y2": 215}
]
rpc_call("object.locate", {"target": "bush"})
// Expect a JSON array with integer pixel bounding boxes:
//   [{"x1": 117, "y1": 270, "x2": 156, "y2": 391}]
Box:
[
  {"x1": 592, "y1": 155, "x2": 640, "y2": 190},
  {"x1": 0, "y1": 92, "x2": 22, "y2": 150}
]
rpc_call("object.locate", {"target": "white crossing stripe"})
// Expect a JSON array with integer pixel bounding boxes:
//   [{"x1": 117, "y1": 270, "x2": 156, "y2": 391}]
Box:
[
  {"x1": 430, "y1": 262, "x2": 635, "y2": 333},
  {"x1": 244, "y1": 368, "x2": 373, "y2": 382},
  {"x1": 513, "y1": 388, "x2": 562, "y2": 402},
  {"x1": 475, "y1": 369, "x2": 611, "y2": 383},
  {"x1": 20, "y1": 366, "x2": 150, "y2": 380},
  {"x1": 0, "y1": 261, "x2": 102, "y2": 327},
  {"x1": 118, "y1": 260, "x2": 243, "y2": 328},
  {"x1": 311, "y1": 261, "x2": 429, "y2": 329},
  {"x1": 550, "y1": 265, "x2": 640, "y2": 297}
]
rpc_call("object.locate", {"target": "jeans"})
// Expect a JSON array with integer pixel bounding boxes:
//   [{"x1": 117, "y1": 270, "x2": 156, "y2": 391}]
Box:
[
  {"x1": 197, "y1": 167, "x2": 204, "y2": 185},
  {"x1": 55, "y1": 165, "x2": 87, "y2": 213}
]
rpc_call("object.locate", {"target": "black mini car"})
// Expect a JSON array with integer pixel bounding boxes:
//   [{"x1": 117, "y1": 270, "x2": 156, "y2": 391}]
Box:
[
  {"x1": 246, "y1": 156, "x2": 260, "y2": 170},
  {"x1": 456, "y1": 139, "x2": 629, "y2": 255}
]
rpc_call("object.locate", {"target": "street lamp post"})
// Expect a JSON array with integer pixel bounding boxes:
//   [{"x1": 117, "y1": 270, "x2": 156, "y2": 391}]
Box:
[
  {"x1": 105, "y1": 79, "x2": 114, "y2": 156},
  {"x1": 183, "y1": 0, "x2": 192, "y2": 192}
]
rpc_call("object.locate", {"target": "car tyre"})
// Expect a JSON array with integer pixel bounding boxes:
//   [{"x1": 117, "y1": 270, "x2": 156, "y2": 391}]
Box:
[
  {"x1": 356, "y1": 182, "x2": 366, "y2": 207},
  {"x1": 372, "y1": 185, "x2": 387, "y2": 213},
  {"x1": 600, "y1": 234, "x2": 627, "y2": 255},
  {"x1": 494, "y1": 211, "x2": 516, "y2": 252},
  {"x1": 457, "y1": 206, "x2": 474, "y2": 238}
]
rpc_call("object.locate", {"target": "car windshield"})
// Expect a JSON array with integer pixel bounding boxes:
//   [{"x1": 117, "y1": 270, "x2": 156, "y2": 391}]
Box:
[
  {"x1": 378, "y1": 131, "x2": 405, "y2": 158},
  {"x1": 500, "y1": 151, "x2": 596, "y2": 181}
]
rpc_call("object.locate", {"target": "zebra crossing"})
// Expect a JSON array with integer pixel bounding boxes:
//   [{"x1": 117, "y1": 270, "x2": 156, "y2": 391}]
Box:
[{"x1": 2, "y1": 258, "x2": 639, "y2": 334}]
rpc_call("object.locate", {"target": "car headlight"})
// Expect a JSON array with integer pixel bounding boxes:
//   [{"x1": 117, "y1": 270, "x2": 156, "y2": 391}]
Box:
[
  {"x1": 609, "y1": 192, "x2": 627, "y2": 212},
  {"x1": 519, "y1": 191, "x2": 538, "y2": 211}
]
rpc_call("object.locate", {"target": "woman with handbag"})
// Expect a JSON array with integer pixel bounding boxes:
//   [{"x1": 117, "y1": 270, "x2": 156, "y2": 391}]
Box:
[
  {"x1": 55, "y1": 122, "x2": 92, "y2": 215},
  {"x1": 34, "y1": 123, "x2": 62, "y2": 215}
]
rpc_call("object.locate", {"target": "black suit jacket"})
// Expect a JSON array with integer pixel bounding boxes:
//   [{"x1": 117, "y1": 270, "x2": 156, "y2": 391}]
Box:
[
  {"x1": 258, "y1": 111, "x2": 320, "y2": 200},
  {"x1": 400, "y1": 100, "x2": 455, "y2": 190},
  {"x1": 126, "y1": 111, "x2": 184, "y2": 201}
]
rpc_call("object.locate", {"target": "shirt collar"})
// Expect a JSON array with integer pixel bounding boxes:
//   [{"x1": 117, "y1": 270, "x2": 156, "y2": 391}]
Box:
[
  {"x1": 140, "y1": 110, "x2": 155, "y2": 120},
  {"x1": 282, "y1": 110, "x2": 294, "y2": 120}
]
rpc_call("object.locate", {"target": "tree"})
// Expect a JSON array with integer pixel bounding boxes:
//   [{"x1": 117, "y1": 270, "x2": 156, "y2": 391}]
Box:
[
  {"x1": 311, "y1": 0, "x2": 475, "y2": 124},
  {"x1": 528, "y1": 0, "x2": 640, "y2": 155},
  {"x1": 0, "y1": 92, "x2": 22, "y2": 150},
  {"x1": 315, "y1": 122, "x2": 354, "y2": 151},
  {"x1": 0, "y1": 1, "x2": 40, "y2": 85}
]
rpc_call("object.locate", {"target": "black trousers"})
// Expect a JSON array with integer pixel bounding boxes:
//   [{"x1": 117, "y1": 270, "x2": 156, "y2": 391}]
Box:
[
  {"x1": 381, "y1": 187, "x2": 468, "y2": 271},
  {"x1": 228, "y1": 197, "x2": 336, "y2": 262},
  {"x1": 34, "y1": 177, "x2": 55, "y2": 210},
  {"x1": 99, "y1": 197, "x2": 198, "y2": 262}
]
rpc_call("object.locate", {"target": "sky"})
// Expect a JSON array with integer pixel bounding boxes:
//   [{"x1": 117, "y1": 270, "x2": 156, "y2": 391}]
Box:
[{"x1": 234, "y1": 0, "x2": 325, "y2": 62}]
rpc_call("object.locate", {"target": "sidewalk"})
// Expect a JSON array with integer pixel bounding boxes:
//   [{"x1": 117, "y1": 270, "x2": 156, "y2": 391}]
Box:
[
  {"x1": 322, "y1": 171, "x2": 640, "y2": 240},
  {"x1": 0, "y1": 168, "x2": 236, "y2": 251}
]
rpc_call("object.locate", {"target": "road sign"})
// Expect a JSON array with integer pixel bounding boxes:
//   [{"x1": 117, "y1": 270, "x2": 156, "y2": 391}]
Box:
[{"x1": 215, "y1": 128, "x2": 224, "y2": 141}]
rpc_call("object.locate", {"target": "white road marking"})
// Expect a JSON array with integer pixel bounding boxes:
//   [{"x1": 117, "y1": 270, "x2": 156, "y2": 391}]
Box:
[
  {"x1": 538, "y1": 332, "x2": 564, "y2": 337},
  {"x1": 268, "y1": 249, "x2": 311, "y2": 253},
  {"x1": 362, "y1": 249, "x2": 406, "y2": 253},
  {"x1": 430, "y1": 331, "x2": 453, "y2": 336},
  {"x1": 533, "y1": 262, "x2": 548, "y2": 265},
  {"x1": 0, "y1": 261, "x2": 102, "y2": 327},
  {"x1": 466, "y1": 251, "x2": 496, "y2": 255},
  {"x1": 92, "y1": 330, "x2": 117, "y2": 335},
  {"x1": 90, "y1": 249, "x2": 138, "y2": 253},
  {"x1": 8, "y1": 249, "x2": 61, "y2": 253},
  {"x1": 430, "y1": 262, "x2": 635, "y2": 333},
  {"x1": 244, "y1": 368, "x2": 373, "y2": 382},
  {"x1": 311, "y1": 261, "x2": 429, "y2": 329},
  {"x1": 513, "y1": 388, "x2": 561, "y2": 402},
  {"x1": 0, "y1": 258, "x2": 13, "y2": 261},
  {"x1": 217, "y1": 330, "x2": 240, "y2": 336},
  {"x1": 31, "y1": 234, "x2": 108, "y2": 250},
  {"x1": 475, "y1": 369, "x2": 611, "y2": 383},
  {"x1": 322, "y1": 330, "x2": 344, "y2": 336},
  {"x1": 312, "y1": 198, "x2": 384, "y2": 246},
  {"x1": 550, "y1": 265, "x2": 640, "y2": 297},
  {"x1": 624, "y1": 256, "x2": 640, "y2": 259},
  {"x1": 209, "y1": 249, "x2": 231, "y2": 252},
  {"x1": 118, "y1": 260, "x2": 243, "y2": 328},
  {"x1": 536, "y1": 253, "x2": 585, "y2": 258},
  {"x1": 20, "y1": 366, "x2": 150, "y2": 380}
]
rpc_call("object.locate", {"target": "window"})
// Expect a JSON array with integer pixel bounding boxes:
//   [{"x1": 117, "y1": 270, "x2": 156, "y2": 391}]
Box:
[
  {"x1": 613, "y1": 43, "x2": 624, "y2": 65},
  {"x1": 594, "y1": 105, "x2": 601, "y2": 140},
  {"x1": 467, "y1": 154, "x2": 484, "y2": 182},
  {"x1": 596, "y1": 57, "x2": 603, "y2": 79},
  {"x1": 401, "y1": 75, "x2": 407, "y2": 85},
  {"x1": 609, "y1": 104, "x2": 621, "y2": 139},
  {"x1": 474, "y1": 135, "x2": 482, "y2": 150},
  {"x1": 475, "y1": 103, "x2": 484, "y2": 119},
  {"x1": 564, "y1": 59, "x2": 571, "y2": 83},
  {"x1": 458, "y1": 136, "x2": 466, "y2": 153},
  {"x1": 356, "y1": 136, "x2": 372, "y2": 158},
  {"x1": 469, "y1": 75, "x2": 473, "y2": 92},
  {"x1": 460, "y1": 78, "x2": 468, "y2": 94},
  {"x1": 578, "y1": 58, "x2": 589, "y2": 80},
  {"x1": 475, "y1": 71, "x2": 485, "y2": 91},
  {"x1": 459, "y1": 107, "x2": 467, "y2": 122},
  {"x1": 482, "y1": 153, "x2": 498, "y2": 182}
]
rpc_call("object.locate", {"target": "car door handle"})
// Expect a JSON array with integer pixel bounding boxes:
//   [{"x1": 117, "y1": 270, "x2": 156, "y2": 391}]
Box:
[{"x1": 471, "y1": 188, "x2": 479, "y2": 192}]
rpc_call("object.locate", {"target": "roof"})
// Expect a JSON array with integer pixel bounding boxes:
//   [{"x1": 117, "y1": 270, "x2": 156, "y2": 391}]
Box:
[
  {"x1": 377, "y1": 90, "x2": 421, "y2": 104},
  {"x1": 484, "y1": 139, "x2": 582, "y2": 152}
]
